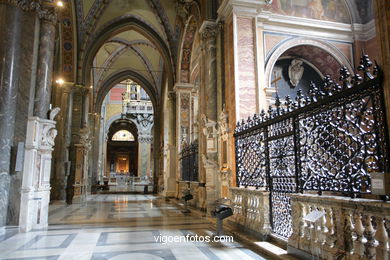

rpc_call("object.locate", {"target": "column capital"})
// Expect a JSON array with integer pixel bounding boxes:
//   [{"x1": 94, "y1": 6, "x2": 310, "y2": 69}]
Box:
[
  {"x1": 2, "y1": 0, "x2": 59, "y2": 23},
  {"x1": 38, "y1": 2, "x2": 58, "y2": 23},
  {"x1": 173, "y1": 83, "x2": 194, "y2": 92},
  {"x1": 199, "y1": 20, "x2": 218, "y2": 42},
  {"x1": 167, "y1": 91, "x2": 176, "y2": 101}
]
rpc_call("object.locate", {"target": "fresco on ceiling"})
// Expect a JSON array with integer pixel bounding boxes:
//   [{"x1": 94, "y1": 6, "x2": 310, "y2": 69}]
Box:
[
  {"x1": 355, "y1": 0, "x2": 374, "y2": 24},
  {"x1": 265, "y1": 0, "x2": 350, "y2": 24}
]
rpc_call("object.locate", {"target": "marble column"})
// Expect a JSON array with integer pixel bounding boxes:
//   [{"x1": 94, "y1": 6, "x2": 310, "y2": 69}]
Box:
[
  {"x1": 135, "y1": 114, "x2": 153, "y2": 180},
  {"x1": 199, "y1": 21, "x2": 219, "y2": 213},
  {"x1": 81, "y1": 88, "x2": 90, "y2": 128},
  {"x1": 52, "y1": 84, "x2": 73, "y2": 200},
  {"x1": 33, "y1": 9, "x2": 57, "y2": 118},
  {"x1": 0, "y1": 3, "x2": 23, "y2": 235}
]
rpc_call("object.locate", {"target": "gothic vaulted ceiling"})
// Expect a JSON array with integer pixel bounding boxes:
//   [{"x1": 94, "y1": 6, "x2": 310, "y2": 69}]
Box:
[{"x1": 74, "y1": 0, "x2": 180, "y2": 104}]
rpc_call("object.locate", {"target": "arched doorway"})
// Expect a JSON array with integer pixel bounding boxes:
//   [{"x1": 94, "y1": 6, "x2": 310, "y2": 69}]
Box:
[{"x1": 98, "y1": 79, "x2": 154, "y2": 192}]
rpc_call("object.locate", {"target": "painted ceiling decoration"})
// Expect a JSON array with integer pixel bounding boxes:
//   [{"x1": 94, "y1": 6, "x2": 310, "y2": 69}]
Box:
[{"x1": 59, "y1": 0, "x2": 75, "y2": 81}]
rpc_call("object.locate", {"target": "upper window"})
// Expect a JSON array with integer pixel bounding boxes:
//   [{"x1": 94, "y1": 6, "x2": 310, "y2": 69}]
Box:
[{"x1": 112, "y1": 130, "x2": 135, "y2": 141}]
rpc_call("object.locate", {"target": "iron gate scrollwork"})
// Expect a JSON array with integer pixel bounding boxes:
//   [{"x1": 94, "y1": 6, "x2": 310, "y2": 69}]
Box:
[
  {"x1": 180, "y1": 141, "x2": 199, "y2": 181},
  {"x1": 234, "y1": 53, "x2": 390, "y2": 239}
]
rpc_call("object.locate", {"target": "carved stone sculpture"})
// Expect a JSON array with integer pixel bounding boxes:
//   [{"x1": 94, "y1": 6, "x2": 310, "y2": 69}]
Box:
[{"x1": 288, "y1": 59, "x2": 304, "y2": 88}]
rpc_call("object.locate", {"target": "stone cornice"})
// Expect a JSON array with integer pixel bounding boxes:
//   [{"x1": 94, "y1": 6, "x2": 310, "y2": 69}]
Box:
[
  {"x1": 258, "y1": 12, "x2": 354, "y2": 43},
  {"x1": 217, "y1": 0, "x2": 268, "y2": 20},
  {"x1": 352, "y1": 19, "x2": 377, "y2": 41},
  {"x1": 173, "y1": 83, "x2": 194, "y2": 92}
]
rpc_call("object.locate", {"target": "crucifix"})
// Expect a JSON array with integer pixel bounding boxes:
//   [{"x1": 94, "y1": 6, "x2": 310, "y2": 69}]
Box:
[{"x1": 271, "y1": 70, "x2": 282, "y2": 95}]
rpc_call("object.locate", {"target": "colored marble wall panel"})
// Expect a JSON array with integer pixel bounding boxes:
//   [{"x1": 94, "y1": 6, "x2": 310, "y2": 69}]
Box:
[{"x1": 237, "y1": 17, "x2": 257, "y2": 119}]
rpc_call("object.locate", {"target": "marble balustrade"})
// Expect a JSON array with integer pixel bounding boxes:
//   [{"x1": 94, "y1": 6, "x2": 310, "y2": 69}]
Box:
[
  {"x1": 229, "y1": 188, "x2": 271, "y2": 237},
  {"x1": 288, "y1": 193, "x2": 390, "y2": 260}
]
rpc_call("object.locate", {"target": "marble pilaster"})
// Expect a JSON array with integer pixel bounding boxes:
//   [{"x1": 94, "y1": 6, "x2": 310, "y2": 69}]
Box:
[
  {"x1": 163, "y1": 91, "x2": 176, "y2": 197},
  {"x1": 0, "y1": 3, "x2": 23, "y2": 234},
  {"x1": 199, "y1": 20, "x2": 220, "y2": 213}
]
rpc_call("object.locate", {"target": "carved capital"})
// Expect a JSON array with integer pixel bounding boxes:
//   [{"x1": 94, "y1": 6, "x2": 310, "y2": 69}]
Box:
[
  {"x1": 199, "y1": 21, "x2": 218, "y2": 43},
  {"x1": 37, "y1": 2, "x2": 57, "y2": 23},
  {"x1": 5, "y1": 0, "x2": 40, "y2": 11},
  {"x1": 168, "y1": 91, "x2": 176, "y2": 101},
  {"x1": 3, "y1": 0, "x2": 58, "y2": 23}
]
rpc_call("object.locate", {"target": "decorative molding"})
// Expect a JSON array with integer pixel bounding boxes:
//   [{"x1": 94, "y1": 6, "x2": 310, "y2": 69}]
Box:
[
  {"x1": 218, "y1": 107, "x2": 230, "y2": 136},
  {"x1": 5, "y1": 0, "x2": 40, "y2": 12},
  {"x1": 167, "y1": 91, "x2": 176, "y2": 101},
  {"x1": 38, "y1": 2, "x2": 57, "y2": 23},
  {"x1": 202, "y1": 154, "x2": 218, "y2": 169},
  {"x1": 138, "y1": 134, "x2": 153, "y2": 143},
  {"x1": 3, "y1": 0, "x2": 58, "y2": 23},
  {"x1": 79, "y1": 128, "x2": 91, "y2": 150},
  {"x1": 258, "y1": 12, "x2": 353, "y2": 43},
  {"x1": 217, "y1": 0, "x2": 268, "y2": 19},
  {"x1": 173, "y1": 82, "x2": 194, "y2": 92},
  {"x1": 352, "y1": 19, "x2": 377, "y2": 41}
]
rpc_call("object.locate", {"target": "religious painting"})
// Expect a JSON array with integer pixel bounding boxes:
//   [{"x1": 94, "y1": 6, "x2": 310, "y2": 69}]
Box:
[{"x1": 265, "y1": 0, "x2": 350, "y2": 24}]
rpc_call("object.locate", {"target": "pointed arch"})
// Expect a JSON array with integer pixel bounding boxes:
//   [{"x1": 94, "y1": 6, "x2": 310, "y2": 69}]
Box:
[{"x1": 80, "y1": 15, "x2": 175, "y2": 91}]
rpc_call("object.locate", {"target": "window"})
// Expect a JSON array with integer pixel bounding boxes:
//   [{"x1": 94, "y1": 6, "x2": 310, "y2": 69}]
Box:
[{"x1": 112, "y1": 130, "x2": 135, "y2": 141}]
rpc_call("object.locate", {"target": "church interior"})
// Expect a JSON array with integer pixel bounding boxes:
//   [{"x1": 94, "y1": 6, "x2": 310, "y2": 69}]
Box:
[{"x1": 0, "y1": 0, "x2": 390, "y2": 259}]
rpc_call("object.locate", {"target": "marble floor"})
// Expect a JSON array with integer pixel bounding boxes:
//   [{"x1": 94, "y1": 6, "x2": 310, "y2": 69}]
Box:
[{"x1": 0, "y1": 194, "x2": 273, "y2": 260}]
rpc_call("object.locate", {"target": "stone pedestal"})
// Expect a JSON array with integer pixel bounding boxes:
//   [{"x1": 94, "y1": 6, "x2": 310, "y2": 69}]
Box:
[{"x1": 19, "y1": 112, "x2": 59, "y2": 232}]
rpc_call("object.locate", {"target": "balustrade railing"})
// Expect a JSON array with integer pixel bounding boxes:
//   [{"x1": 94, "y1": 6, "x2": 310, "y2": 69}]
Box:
[
  {"x1": 289, "y1": 194, "x2": 390, "y2": 259},
  {"x1": 229, "y1": 188, "x2": 271, "y2": 236},
  {"x1": 180, "y1": 141, "x2": 199, "y2": 181}
]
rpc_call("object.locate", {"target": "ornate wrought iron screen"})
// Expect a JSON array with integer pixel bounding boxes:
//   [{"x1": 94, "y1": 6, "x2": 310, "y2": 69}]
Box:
[
  {"x1": 234, "y1": 53, "x2": 390, "y2": 239},
  {"x1": 180, "y1": 141, "x2": 199, "y2": 181}
]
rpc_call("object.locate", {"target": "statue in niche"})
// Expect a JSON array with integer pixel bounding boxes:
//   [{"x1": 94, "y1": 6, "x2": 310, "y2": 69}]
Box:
[{"x1": 288, "y1": 59, "x2": 304, "y2": 88}]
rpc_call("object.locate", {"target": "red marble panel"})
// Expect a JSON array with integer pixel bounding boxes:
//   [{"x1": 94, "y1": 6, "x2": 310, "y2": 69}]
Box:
[{"x1": 237, "y1": 17, "x2": 257, "y2": 119}]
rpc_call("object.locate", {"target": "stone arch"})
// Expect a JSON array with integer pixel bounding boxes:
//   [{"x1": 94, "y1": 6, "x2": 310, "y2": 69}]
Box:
[
  {"x1": 80, "y1": 15, "x2": 175, "y2": 90},
  {"x1": 264, "y1": 37, "x2": 354, "y2": 88},
  {"x1": 177, "y1": 15, "x2": 200, "y2": 83},
  {"x1": 95, "y1": 69, "x2": 159, "y2": 115}
]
